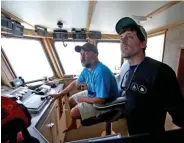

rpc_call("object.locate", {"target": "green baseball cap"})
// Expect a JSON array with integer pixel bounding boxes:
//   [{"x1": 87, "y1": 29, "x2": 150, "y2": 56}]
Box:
[{"x1": 115, "y1": 17, "x2": 147, "y2": 41}]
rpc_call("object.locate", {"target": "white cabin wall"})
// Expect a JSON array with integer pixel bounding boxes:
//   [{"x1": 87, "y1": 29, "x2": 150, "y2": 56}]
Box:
[{"x1": 163, "y1": 24, "x2": 184, "y2": 73}]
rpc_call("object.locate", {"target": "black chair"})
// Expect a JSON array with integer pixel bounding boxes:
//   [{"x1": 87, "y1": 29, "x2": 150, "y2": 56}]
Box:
[{"x1": 81, "y1": 97, "x2": 127, "y2": 135}]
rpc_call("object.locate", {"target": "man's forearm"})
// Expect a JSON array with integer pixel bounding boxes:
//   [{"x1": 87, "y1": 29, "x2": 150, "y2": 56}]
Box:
[
  {"x1": 79, "y1": 96, "x2": 105, "y2": 104},
  {"x1": 57, "y1": 80, "x2": 78, "y2": 98}
]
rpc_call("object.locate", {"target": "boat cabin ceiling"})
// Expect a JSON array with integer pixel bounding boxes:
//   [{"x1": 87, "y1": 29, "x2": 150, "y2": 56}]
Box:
[{"x1": 1, "y1": 1, "x2": 184, "y2": 35}]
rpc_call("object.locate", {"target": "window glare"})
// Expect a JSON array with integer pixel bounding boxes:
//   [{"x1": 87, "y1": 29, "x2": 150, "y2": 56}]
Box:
[
  {"x1": 97, "y1": 42, "x2": 121, "y2": 73},
  {"x1": 1, "y1": 38, "x2": 53, "y2": 82},
  {"x1": 55, "y1": 41, "x2": 85, "y2": 75},
  {"x1": 146, "y1": 34, "x2": 165, "y2": 61}
]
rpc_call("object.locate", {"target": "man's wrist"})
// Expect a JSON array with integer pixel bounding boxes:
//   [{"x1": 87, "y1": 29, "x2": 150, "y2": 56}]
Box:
[
  {"x1": 56, "y1": 93, "x2": 61, "y2": 99},
  {"x1": 57, "y1": 92, "x2": 66, "y2": 98}
]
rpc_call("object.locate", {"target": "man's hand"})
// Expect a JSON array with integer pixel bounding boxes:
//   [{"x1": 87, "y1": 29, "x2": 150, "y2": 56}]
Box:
[{"x1": 48, "y1": 93, "x2": 60, "y2": 103}]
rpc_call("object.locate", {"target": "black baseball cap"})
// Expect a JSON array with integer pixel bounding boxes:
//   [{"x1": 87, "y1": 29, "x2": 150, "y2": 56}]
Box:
[
  {"x1": 75, "y1": 43, "x2": 98, "y2": 53},
  {"x1": 115, "y1": 17, "x2": 147, "y2": 41}
]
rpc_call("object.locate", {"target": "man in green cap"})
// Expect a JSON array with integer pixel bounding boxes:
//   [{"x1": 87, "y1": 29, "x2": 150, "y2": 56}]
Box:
[{"x1": 116, "y1": 17, "x2": 184, "y2": 135}]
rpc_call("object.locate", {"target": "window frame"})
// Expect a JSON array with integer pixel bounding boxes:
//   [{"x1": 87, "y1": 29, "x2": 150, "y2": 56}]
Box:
[
  {"x1": 1, "y1": 47, "x2": 17, "y2": 78},
  {"x1": 53, "y1": 39, "x2": 88, "y2": 75},
  {"x1": 146, "y1": 32, "x2": 166, "y2": 62},
  {"x1": 1, "y1": 35, "x2": 55, "y2": 83}
]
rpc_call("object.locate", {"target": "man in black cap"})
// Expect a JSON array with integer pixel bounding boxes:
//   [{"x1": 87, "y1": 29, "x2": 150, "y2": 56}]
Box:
[
  {"x1": 115, "y1": 17, "x2": 184, "y2": 135},
  {"x1": 49, "y1": 42, "x2": 119, "y2": 132}
]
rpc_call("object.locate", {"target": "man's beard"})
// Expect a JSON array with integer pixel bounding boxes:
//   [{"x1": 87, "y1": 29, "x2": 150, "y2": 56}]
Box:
[
  {"x1": 81, "y1": 60, "x2": 93, "y2": 68},
  {"x1": 121, "y1": 50, "x2": 141, "y2": 59}
]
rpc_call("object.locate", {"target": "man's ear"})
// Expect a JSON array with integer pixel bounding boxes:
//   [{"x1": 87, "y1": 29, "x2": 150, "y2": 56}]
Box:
[
  {"x1": 93, "y1": 53, "x2": 98, "y2": 58},
  {"x1": 141, "y1": 41, "x2": 147, "y2": 49}
]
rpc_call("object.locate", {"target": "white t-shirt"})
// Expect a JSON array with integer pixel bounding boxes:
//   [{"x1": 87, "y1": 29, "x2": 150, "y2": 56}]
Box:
[{"x1": 117, "y1": 60, "x2": 130, "y2": 95}]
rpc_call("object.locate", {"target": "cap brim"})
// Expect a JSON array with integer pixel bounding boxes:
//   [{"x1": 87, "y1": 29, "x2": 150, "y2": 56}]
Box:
[
  {"x1": 75, "y1": 46, "x2": 82, "y2": 52},
  {"x1": 115, "y1": 17, "x2": 138, "y2": 35}
]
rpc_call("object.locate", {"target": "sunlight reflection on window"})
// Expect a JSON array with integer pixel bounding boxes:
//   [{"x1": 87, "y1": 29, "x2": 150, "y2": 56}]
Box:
[
  {"x1": 55, "y1": 41, "x2": 85, "y2": 75},
  {"x1": 1, "y1": 38, "x2": 53, "y2": 82},
  {"x1": 97, "y1": 42, "x2": 121, "y2": 73},
  {"x1": 146, "y1": 34, "x2": 165, "y2": 61}
]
